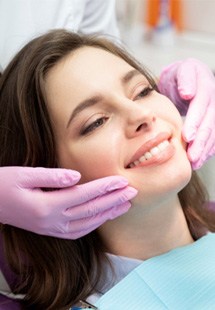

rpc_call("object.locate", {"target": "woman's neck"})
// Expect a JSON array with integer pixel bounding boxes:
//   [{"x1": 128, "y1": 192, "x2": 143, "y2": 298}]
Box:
[{"x1": 98, "y1": 196, "x2": 194, "y2": 261}]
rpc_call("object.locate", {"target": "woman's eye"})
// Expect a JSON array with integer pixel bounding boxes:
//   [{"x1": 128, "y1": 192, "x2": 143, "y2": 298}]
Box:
[
  {"x1": 135, "y1": 86, "x2": 154, "y2": 100},
  {"x1": 81, "y1": 117, "x2": 108, "y2": 135}
]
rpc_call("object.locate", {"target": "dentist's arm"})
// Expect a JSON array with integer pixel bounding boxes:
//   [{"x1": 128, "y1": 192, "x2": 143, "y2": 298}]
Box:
[
  {"x1": 158, "y1": 58, "x2": 215, "y2": 169},
  {"x1": 0, "y1": 167, "x2": 137, "y2": 239}
]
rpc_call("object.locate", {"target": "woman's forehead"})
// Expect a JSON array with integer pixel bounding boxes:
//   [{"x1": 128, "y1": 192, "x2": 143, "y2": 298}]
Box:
[
  {"x1": 45, "y1": 46, "x2": 135, "y2": 93},
  {"x1": 56, "y1": 46, "x2": 131, "y2": 75}
]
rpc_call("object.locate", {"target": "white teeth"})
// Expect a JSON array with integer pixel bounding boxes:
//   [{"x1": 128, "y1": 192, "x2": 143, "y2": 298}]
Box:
[
  {"x1": 139, "y1": 156, "x2": 146, "y2": 162},
  {"x1": 144, "y1": 152, "x2": 152, "y2": 160},
  {"x1": 150, "y1": 146, "x2": 159, "y2": 155},
  {"x1": 129, "y1": 139, "x2": 170, "y2": 168},
  {"x1": 159, "y1": 140, "x2": 169, "y2": 151}
]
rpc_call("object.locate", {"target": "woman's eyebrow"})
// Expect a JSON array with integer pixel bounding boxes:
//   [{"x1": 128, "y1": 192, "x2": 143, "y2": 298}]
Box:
[
  {"x1": 122, "y1": 69, "x2": 142, "y2": 84},
  {"x1": 66, "y1": 69, "x2": 142, "y2": 128},
  {"x1": 66, "y1": 95, "x2": 102, "y2": 128}
]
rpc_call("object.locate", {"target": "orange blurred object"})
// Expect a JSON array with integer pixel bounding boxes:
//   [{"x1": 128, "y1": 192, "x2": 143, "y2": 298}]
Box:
[{"x1": 145, "y1": 0, "x2": 183, "y2": 31}]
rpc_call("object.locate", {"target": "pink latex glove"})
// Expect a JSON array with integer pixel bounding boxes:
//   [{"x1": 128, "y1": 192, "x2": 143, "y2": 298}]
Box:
[
  {"x1": 0, "y1": 167, "x2": 137, "y2": 239},
  {"x1": 158, "y1": 58, "x2": 215, "y2": 170}
]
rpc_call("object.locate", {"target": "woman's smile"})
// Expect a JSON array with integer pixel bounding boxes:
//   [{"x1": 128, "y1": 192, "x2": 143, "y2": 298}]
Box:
[
  {"x1": 127, "y1": 140, "x2": 175, "y2": 168},
  {"x1": 126, "y1": 131, "x2": 175, "y2": 168}
]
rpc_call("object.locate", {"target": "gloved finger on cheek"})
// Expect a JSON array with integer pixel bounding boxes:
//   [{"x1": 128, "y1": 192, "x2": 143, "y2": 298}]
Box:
[
  {"x1": 177, "y1": 61, "x2": 197, "y2": 98},
  {"x1": 182, "y1": 92, "x2": 210, "y2": 142},
  {"x1": 73, "y1": 186, "x2": 136, "y2": 218},
  {"x1": 67, "y1": 176, "x2": 128, "y2": 205},
  {"x1": 47, "y1": 177, "x2": 127, "y2": 211},
  {"x1": 195, "y1": 128, "x2": 215, "y2": 168},
  {"x1": 187, "y1": 128, "x2": 211, "y2": 163},
  {"x1": 189, "y1": 100, "x2": 215, "y2": 160}
]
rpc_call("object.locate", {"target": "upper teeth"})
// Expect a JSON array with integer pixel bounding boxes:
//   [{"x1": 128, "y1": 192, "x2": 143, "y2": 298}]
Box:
[{"x1": 128, "y1": 140, "x2": 170, "y2": 168}]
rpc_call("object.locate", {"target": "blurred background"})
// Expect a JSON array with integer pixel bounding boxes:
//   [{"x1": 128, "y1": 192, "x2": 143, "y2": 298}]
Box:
[
  {"x1": 116, "y1": 0, "x2": 215, "y2": 75},
  {"x1": 115, "y1": 0, "x2": 215, "y2": 201}
]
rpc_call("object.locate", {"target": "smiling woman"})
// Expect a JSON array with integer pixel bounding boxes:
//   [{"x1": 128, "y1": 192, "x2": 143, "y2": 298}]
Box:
[{"x1": 0, "y1": 29, "x2": 215, "y2": 309}]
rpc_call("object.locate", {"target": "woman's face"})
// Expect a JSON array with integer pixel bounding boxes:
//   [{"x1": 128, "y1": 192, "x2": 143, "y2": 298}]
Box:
[{"x1": 45, "y1": 47, "x2": 191, "y2": 207}]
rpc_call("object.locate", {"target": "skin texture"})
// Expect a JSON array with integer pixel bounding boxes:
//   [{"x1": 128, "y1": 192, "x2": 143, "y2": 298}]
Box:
[{"x1": 45, "y1": 47, "x2": 193, "y2": 260}]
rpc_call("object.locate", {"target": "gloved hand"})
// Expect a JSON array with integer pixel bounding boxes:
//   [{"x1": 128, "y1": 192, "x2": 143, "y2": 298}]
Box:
[
  {"x1": 0, "y1": 167, "x2": 137, "y2": 239},
  {"x1": 158, "y1": 58, "x2": 215, "y2": 170}
]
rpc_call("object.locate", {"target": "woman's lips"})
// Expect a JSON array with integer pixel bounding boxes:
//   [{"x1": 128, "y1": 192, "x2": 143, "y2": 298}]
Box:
[{"x1": 126, "y1": 132, "x2": 175, "y2": 168}]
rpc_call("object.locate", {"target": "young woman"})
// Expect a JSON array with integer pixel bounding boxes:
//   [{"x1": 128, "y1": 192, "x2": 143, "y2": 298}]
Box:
[{"x1": 0, "y1": 29, "x2": 214, "y2": 309}]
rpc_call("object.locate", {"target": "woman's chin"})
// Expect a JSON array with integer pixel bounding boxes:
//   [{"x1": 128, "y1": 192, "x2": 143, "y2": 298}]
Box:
[{"x1": 129, "y1": 164, "x2": 192, "y2": 209}]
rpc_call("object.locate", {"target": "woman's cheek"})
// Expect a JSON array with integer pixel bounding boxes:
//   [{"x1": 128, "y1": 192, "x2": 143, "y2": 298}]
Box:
[{"x1": 76, "y1": 150, "x2": 119, "y2": 183}]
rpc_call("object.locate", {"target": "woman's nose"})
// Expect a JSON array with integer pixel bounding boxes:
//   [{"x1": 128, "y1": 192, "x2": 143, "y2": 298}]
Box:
[{"x1": 125, "y1": 105, "x2": 156, "y2": 138}]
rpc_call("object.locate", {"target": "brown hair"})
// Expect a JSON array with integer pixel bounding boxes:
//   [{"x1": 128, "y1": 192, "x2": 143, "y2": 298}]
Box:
[{"x1": 0, "y1": 29, "x2": 214, "y2": 309}]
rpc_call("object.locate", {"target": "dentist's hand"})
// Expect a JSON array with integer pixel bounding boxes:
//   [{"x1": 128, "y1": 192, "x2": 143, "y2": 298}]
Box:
[
  {"x1": 0, "y1": 167, "x2": 137, "y2": 239},
  {"x1": 158, "y1": 58, "x2": 215, "y2": 169}
]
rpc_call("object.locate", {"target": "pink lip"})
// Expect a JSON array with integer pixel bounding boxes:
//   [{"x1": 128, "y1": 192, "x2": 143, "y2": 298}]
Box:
[{"x1": 126, "y1": 132, "x2": 172, "y2": 168}]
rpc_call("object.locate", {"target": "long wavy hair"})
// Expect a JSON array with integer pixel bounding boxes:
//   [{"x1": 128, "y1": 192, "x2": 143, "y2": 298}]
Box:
[{"x1": 0, "y1": 29, "x2": 214, "y2": 309}]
